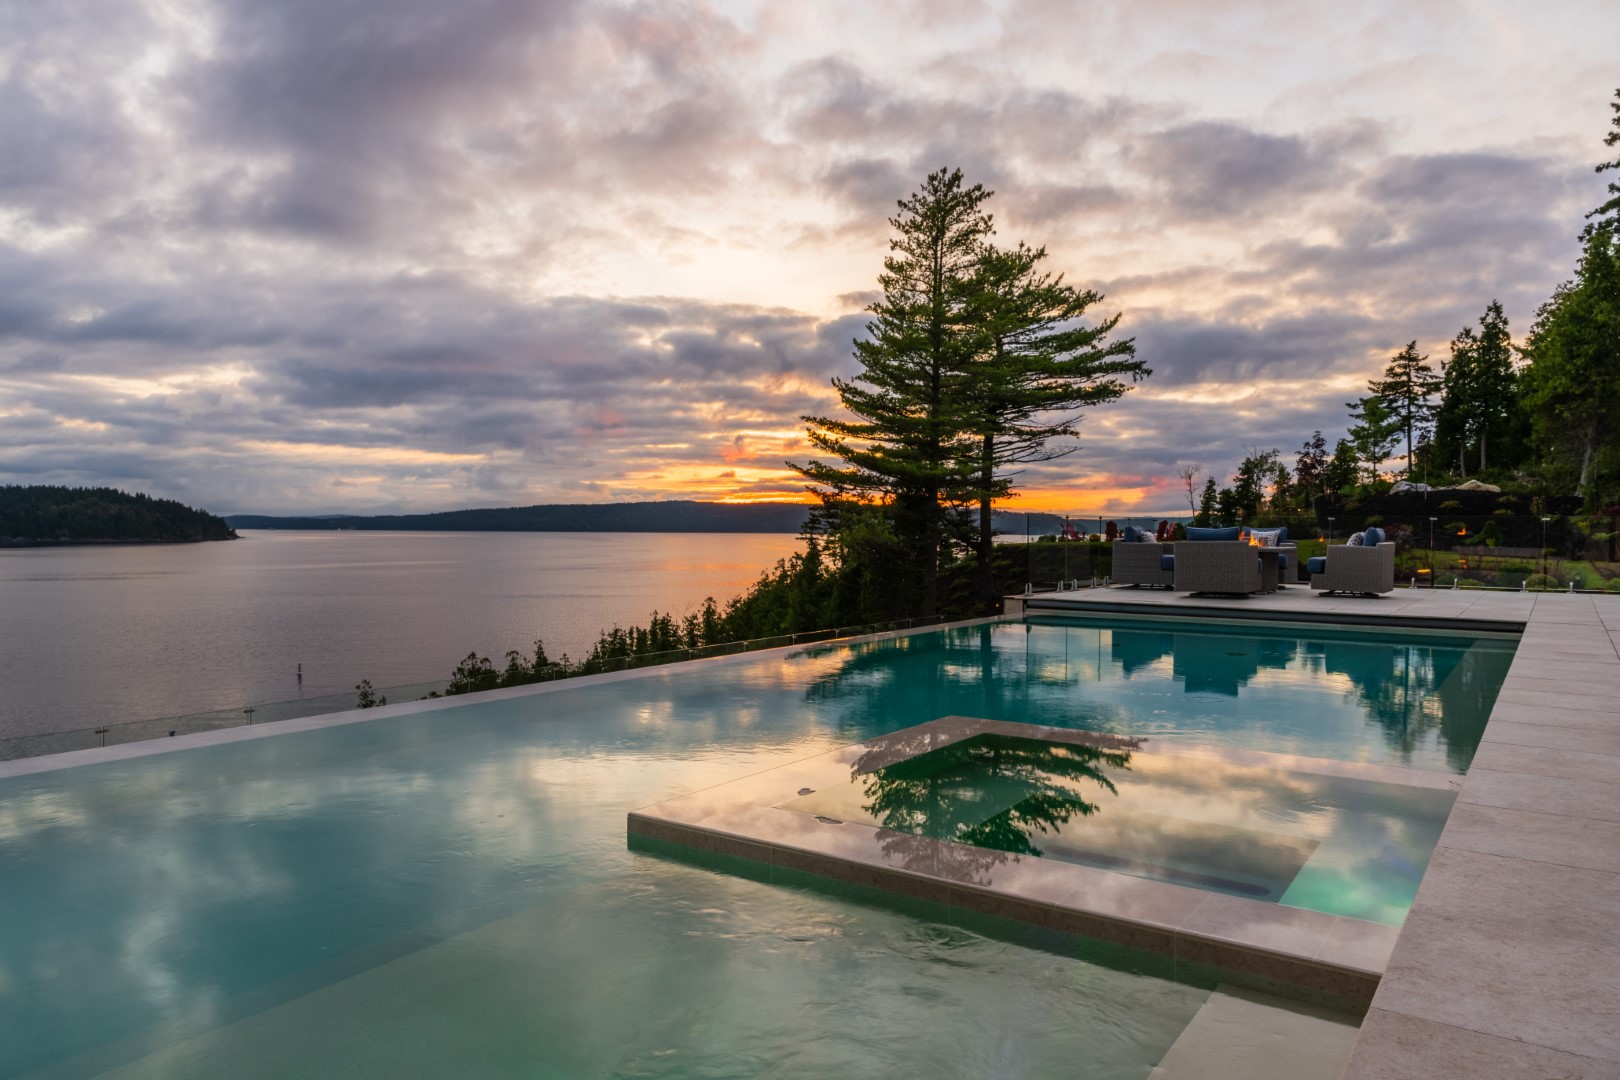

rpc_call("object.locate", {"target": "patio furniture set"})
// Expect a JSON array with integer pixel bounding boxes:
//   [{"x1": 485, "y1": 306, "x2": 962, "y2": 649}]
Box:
[{"x1": 1111, "y1": 525, "x2": 1395, "y2": 597}]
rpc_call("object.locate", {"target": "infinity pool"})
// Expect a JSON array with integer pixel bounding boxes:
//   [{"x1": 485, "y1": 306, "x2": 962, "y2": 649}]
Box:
[{"x1": 0, "y1": 617, "x2": 1514, "y2": 1078}]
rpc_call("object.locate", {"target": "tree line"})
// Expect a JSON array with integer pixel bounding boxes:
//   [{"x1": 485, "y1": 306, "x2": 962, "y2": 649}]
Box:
[
  {"x1": 0, "y1": 485, "x2": 237, "y2": 545},
  {"x1": 1185, "y1": 88, "x2": 1620, "y2": 527}
]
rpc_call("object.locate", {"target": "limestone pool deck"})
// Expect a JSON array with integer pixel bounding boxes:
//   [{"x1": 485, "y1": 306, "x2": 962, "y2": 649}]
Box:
[{"x1": 1010, "y1": 583, "x2": 1620, "y2": 1079}]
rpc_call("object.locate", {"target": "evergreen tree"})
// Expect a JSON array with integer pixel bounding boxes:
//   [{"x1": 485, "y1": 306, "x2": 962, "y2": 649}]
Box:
[
  {"x1": 1435, "y1": 301, "x2": 1519, "y2": 476},
  {"x1": 1369, "y1": 342, "x2": 1441, "y2": 476},
  {"x1": 1195, "y1": 476, "x2": 1218, "y2": 527},
  {"x1": 1323, "y1": 438, "x2": 1360, "y2": 494},
  {"x1": 1347, "y1": 396, "x2": 1401, "y2": 485},
  {"x1": 795, "y1": 168, "x2": 993, "y2": 617},
  {"x1": 1435, "y1": 326, "x2": 1478, "y2": 477},
  {"x1": 961, "y1": 241, "x2": 1145, "y2": 606},
  {"x1": 1520, "y1": 94, "x2": 1620, "y2": 506},
  {"x1": 1583, "y1": 86, "x2": 1620, "y2": 240},
  {"x1": 1521, "y1": 227, "x2": 1620, "y2": 503}
]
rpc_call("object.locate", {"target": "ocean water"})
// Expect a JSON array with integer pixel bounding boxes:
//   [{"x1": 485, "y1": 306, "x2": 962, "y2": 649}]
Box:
[{"x1": 0, "y1": 530, "x2": 803, "y2": 739}]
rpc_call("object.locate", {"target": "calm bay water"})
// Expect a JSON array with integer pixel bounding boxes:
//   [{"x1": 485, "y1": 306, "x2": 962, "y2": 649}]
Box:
[{"x1": 0, "y1": 530, "x2": 803, "y2": 740}]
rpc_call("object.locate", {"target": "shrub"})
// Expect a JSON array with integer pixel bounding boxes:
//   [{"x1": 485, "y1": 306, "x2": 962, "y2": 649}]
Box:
[
  {"x1": 1525, "y1": 573, "x2": 1559, "y2": 590},
  {"x1": 1438, "y1": 500, "x2": 1462, "y2": 511},
  {"x1": 1606, "y1": 580, "x2": 1620, "y2": 594}
]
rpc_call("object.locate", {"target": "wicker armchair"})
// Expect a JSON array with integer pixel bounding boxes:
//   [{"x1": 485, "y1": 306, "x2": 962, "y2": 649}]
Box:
[
  {"x1": 1172, "y1": 541, "x2": 1262, "y2": 595},
  {"x1": 1309, "y1": 542, "x2": 1396, "y2": 596},
  {"x1": 1112, "y1": 541, "x2": 1174, "y2": 588}
]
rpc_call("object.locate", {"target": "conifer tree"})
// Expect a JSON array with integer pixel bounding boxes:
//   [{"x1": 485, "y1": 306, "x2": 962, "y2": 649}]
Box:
[
  {"x1": 795, "y1": 168, "x2": 994, "y2": 617},
  {"x1": 1436, "y1": 301, "x2": 1518, "y2": 476},
  {"x1": 961, "y1": 241, "x2": 1144, "y2": 605},
  {"x1": 1323, "y1": 439, "x2": 1360, "y2": 494},
  {"x1": 1347, "y1": 396, "x2": 1400, "y2": 485},
  {"x1": 1369, "y1": 342, "x2": 1441, "y2": 477},
  {"x1": 1583, "y1": 87, "x2": 1620, "y2": 240},
  {"x1": 1521, "y1": 230, "x2": 1620, "y2": 502},
  {"x1": 1195, "y1": 476, "x2": 1218, "y2": 527},
  {"x1": 1520, "y1": 88, "x2": 1620, "y2": 504}
]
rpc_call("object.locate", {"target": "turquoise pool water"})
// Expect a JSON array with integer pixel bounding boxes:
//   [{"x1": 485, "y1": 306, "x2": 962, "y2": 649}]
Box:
[
  {"x1": 0, "y1": 617, "x2": 1513, "y2": 1078},
  {"x1": 785, "y1": 731, "x2": 1456, "y2": 925}
]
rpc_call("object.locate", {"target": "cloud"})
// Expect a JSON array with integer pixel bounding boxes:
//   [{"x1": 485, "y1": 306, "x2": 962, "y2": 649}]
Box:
[
  {"x1": 1125, "y1": 121, "x2": 1358, "y2": 219},
  {"x1": 0, "y1": 0, "x2": 1613, "y2": 515}
]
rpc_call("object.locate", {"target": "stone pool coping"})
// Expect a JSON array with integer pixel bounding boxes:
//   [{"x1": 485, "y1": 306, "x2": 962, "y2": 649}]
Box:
[
  {"x1": 629, "y1": 713, "x2": 1452, "y2": 1007},
  {"x1": 1014, "y1": 585, "x2": 1620, "y2": 1078}
]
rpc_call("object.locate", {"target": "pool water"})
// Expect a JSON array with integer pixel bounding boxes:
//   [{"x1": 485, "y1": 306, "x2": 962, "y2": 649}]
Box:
[
  {"x1": 782, "y1": 731, "x2": 1456, "y2": 924},
  {"x1": 0, "y1": 617, "x2": 1513, "y2": 1078}
]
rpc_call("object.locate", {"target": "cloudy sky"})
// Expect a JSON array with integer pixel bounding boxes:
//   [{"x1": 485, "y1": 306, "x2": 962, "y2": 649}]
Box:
[{"x1": 1, "y1": 0, "x2": 1615, "y2": 516}]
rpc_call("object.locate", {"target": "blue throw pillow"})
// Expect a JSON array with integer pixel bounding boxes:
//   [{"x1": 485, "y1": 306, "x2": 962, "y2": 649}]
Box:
[
  {"x1": 1362, "y1": 526, "x2": 1386, "y2": 546},
  {"x1": 1121, "y1": 525, "x2": 1141, "y2": 542}
]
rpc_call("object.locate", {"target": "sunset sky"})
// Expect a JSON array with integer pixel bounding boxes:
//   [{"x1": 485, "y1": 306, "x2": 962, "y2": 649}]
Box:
[{"x1": 0, "y1": 0, "x2": 1615, "y2": 516}]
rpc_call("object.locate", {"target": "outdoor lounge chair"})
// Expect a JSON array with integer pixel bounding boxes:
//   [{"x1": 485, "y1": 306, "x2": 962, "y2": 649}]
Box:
[
  {"x1": 1112, "y1": 540, "x2": 1174, "y2": 588},
  {"x1": 1308, "y1": 542, "x2": 1396, "y2": 596},
  {"x1": 1172, "y1": 541, "x2": 1262, "y2": 595}
]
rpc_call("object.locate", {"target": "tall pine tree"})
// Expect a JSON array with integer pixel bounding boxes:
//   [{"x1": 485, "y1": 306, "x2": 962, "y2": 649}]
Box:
[
  {"x1": 795, "y1": 169, "x2": 993, "y2": 617},
  {"x1": 962, "y1": 241, "x2": 1145, "y2": 606},
  {"x1": 1369, "y1": 342, "x2": 1441, "y2": 478},
  {"x1": 1347, "y1": 395, "x2": 1401, "y2": 485}
]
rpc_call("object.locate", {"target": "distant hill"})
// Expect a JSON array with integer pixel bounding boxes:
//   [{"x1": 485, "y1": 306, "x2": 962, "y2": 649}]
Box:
[
  {"x1": 227, "y1": 502, "x2": 1186, "y2": 536},
  {"x1": 227, "y1": 500, "x2": 814, "y2": 534},
  {"x1": 0, "y1": 486, "x2": 237, "y2": 546}
]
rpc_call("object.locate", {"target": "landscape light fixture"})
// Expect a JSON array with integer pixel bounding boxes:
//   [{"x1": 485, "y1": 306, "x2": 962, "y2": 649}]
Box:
[{"x1": 1540, "y1": 516, "x2": 1552, "y2": 577}]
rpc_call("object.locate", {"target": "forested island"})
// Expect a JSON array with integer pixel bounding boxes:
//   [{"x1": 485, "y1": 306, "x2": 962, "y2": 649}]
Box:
[
  {"x1": 228, "y1": 502, "x2": 1078, "y2": 535},
  {"x1": 227, "y1": 501, "x2": 814, "y2": 533},
  {"x1": 0, "y1": 486, "x2": 237, "y2": 546}
]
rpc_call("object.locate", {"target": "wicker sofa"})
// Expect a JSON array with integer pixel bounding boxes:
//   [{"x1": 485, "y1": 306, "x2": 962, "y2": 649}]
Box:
[
  {"x1": 1172, "y1": 540, "x2": 1262, "y2": 595},
  {"x1": 1112, "y1": 540, "x2": 1174, "y2": 587},
  {"x1": 1308, "y1": 542, "x2": 1396, "y2": 596}
]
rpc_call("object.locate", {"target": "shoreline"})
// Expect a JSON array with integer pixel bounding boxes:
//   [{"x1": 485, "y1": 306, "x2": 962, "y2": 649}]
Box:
[{"x1": 0, "y1": 534, "x2": 239, "y2": 548}]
